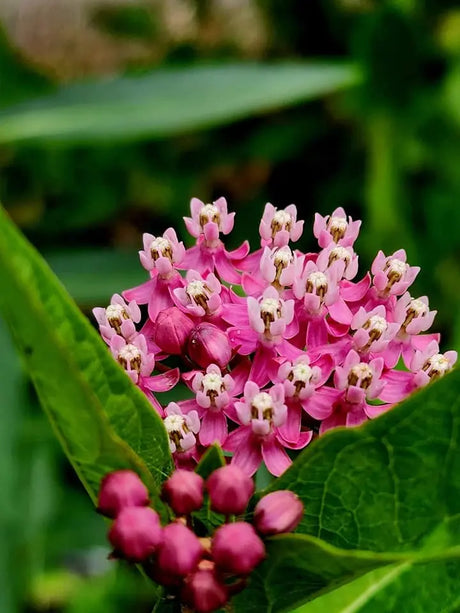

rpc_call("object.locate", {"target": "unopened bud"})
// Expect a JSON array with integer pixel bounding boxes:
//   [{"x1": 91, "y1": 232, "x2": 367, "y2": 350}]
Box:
[
  {"x1": 254, "y1": 490, "x2": 304, "y2": 535},
  {"x1": 206, "y1": 465, "x2": 254, "y2": 515},
  {"x1": 108, "y1": 507, "x2": 162, "y2": 562},
  {"x1": 211, "y1": 522, "x2": 265, "y2": 575},
  {"x1": 154, "y1": 307, "x2": 195, "y2": 354},
  {"x1": 97, "y1": 470, "x2": 149, "y2": 518},
  {"x1": 156, "y1": 522, "x2": 203, "y2": 576},
  {"x1": 182, "y1": 568, "x2": 229, "y2": 613},
  {"x1": 162, "y1": 469, "x2": 204, "y2": 515},
  {"x1": 188, "y1": 323, "x2": 232, "y2": 369}
]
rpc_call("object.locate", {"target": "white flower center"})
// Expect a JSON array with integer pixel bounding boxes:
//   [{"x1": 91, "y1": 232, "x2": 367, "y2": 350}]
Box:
[
  {"x1": 261, "y1": 297, "x2": 281, "y2": 317},
  {"x1": 117, "y1": 344, "x2": 142, "y2": 372},
  {"x1": 164, "y1": 415, "x2": 185, "y2": 433},
  {"x1": 271, "y1": 209, "x2": 292, "y2": 237},
  {"x1": 329, "y1": 245, "x2": 351, "y2": 267},
  {"x1": 187, "y1": 280, "x2": 207, "y2": 297},
  {"x1": 348, "y1": 363, "x2": 373, "y2": 389},
  {"x1": 327, "y1": 216, "x2": 347, "y2": 241},
  {"x1": 150, "y1": 236, "x2": 172, "y2": 261},
  {"x1": 365, "y1": 315, "x2": 388, "y2": 334},
  {"x1": 252, "y1": 392, "x2": 273, "y2": 412},
  {"x1": 273, "y1": 246, "x2": 293, "y2": 267},
  {"x1": 409, "y1": 299, "x2": 428, "y2": 317},
  {"x1": 202, "y1": 372, "x2": 224, "y2": 393},
  {"x1": 199, "y1": 204, "x2": 220, "y2": 227},
  {"x1": 423, "y1": 354, "x2": 450, "y2": 379},
  {"x1": 291, "y1": 363, "x2": 313, "y2": 383},
  {"x1": 306, "y1": 271, "x2": 328, "y2": 298},
  {"x1": 106, "y1": 304, "x2": 129, "y2": 332}
]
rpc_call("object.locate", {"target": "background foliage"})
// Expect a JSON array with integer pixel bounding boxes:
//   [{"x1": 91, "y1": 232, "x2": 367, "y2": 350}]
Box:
[{"x1": 0, "y1": 0, "x2": 459, "y2": 611}]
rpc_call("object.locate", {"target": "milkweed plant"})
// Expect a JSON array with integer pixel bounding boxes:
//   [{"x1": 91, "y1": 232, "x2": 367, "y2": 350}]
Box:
[
  {"x1": 92, "y1": 199, "x2": 457, "y2": 612},
  {"x1": 0, "y1": 197, "x2": 458, "y2": 613}
]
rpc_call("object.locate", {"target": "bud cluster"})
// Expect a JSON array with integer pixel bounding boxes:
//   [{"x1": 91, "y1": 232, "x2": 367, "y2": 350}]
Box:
[
  {"x1": 94, "y1": 199, "x2": 456, "y2": 476},
  {"x1": 98, "y1": 466, "x2": 303, "y2": 612}
]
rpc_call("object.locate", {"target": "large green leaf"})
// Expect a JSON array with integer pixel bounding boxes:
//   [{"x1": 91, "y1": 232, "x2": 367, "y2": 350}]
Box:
[
  {"x1": 268, "y1": 370, "x2": 460, "y2": 554},
  {"x1": 293, "y1": 559, "x2": 460, "y2": 613},
  {"x1": 0, "y1": 63, "x2": 360, "y2": 145},
  {"x1": 0, "y1": 205, "x2": 173, "y2": 507}
]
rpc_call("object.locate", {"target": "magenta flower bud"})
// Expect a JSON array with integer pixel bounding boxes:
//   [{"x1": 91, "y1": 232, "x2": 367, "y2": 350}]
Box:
[
  {"x1": 97, "y1": 470, "x2": 149, "y2": 518},
  {"x1": 108, "y1": 506, "x2": 162, "y2": 562},
  {"x1": 212, "y1": 522, "x2": 265, "y2": 575},
  {"x1": 154, "y1": 307, "x2": 195, "y2": 355},
  {"x1": 182, "y1": 568, "x2": 229, "y2": 613},
  {"x1": 162, "y1": 469, "x2": 204, "y2": 515},
  {"x1": 254, "y1": 490, "x2": 304, "y2": 535},
  {"x1": 156, "y1": 522, "x2": 203, "y2": 576},
  {"x1": 188, "y1": 323, "x2": 232, "y2": 368},
  {"x1": 206, "y1": 465, "x2": 254, "y2": 515}
]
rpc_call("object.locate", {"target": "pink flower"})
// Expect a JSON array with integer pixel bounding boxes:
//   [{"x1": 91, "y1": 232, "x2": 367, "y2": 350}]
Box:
[
  {"x1": 173, "y1": 269, "x2": 223, "y2": 317},
  {"x1": 187, "y1": 323, "x2": 232, "y2": 369},
  {"x1": 224, "y1": 382, "x2": 293, "y2": 476},
  {"x1": 206, "y1": 464, "x2": 254, "y2": 515},
  {"x1": 334, "y1": 350, "x2": 385, "y2": 406},
  {"x1": 123, "y1": 228, "x2": 185, "y2": 322},
  {"x1": 316, "y1": 243, "x2": 359, "y2": 281},
  {"x1": 351, "y1": 305, "x2": 399, "y2": 356},
  {"x1": 162, "y1": 469, "x2": 204, "y2": 516},
  {"x1": 242, "y1": 245, "x2": 297, "y2": 296},
  {"x1": 93, "y1": 294, "x2": 141, "y2": 344},
  {"x1": 139, "y1": 227, "x2": 185, "y2": 273},
  {"x1": 181, "y1": 197, "x2": 248, "y2": 284},
  {"x1": 371, "y1": 249, "x2": 420, "y2": 297},
  {"x1": 313, "y1": 207, "x2": 361, "y2": 248},
  {"x1": 108, "y1": 507, "x2": 163, "y2": 562},
  {"x1": 153, "y1": 307, "x2": 195, "y2": 355},
  {"x1": 182, "y1": 567, "x2": 228, "y2": 613},
  {"x1": 156, "y1": 522, "x2": 203, "y2": 577},
  {"x1": 259, "y1": 203, "x2": 304, "y2": 247},
  {"x1": 97, "y1": 470, "x2": 149, "y2": 518},
  {"x1": 254, "y1": 490, "x2": 304, "y2": 535},
  {"x1": 411, "y1": 340, "x2": 457, "y2": 387},
  {"x1": 163, "y1": 402, "x2": 201, "y2": 456},
  {"x1": 180, "y1": 364, "x2": 238, "y2": 446},
  {"x1": 110, "y1": 335, "x2": 179, "y2": 414},
  {"x1": 211, "y1": 522, "x2": 265, "y2": 575}
]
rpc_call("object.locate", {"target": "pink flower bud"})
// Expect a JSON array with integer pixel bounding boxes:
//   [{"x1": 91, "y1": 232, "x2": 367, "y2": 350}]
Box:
[
  {"x1": 97, "y1": 470, "x2": 149, "y2": 518},
  {"x1": 254, "y1": 490, "x2": 304, "y2": 535},
  {"x1": 156, "y1": 522, "x2": 203, "y2": 576},
  {"x1": 108, "y1": 507, "x2": 162, "y2": 562},
  {"x1": 154, "y1": 307, "x2": 195, "y2": 355},
  {"x1": 182, "y1": 568, "x2": 229, "y2": 613},
  {"x1": 206, "y1": 465, "x2": 254, "y2": 515},
  {"x1": 188, "y1": 323, "x2": 232, "y2": 369},
  {"x1": 162, "y1": 469, "x2": 204, "y2": 515},
  {"x1": 211, "y1": 522, "x2": 265, "y2": 575}
]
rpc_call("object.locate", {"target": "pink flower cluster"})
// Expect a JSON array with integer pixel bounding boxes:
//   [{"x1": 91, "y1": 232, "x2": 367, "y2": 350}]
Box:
[
  {"x1": 93, "y1": 199, "x2": 457, "y2": 477},
  {"x1": 98, "y1": 466, "x2": 303, "y2": 613}
]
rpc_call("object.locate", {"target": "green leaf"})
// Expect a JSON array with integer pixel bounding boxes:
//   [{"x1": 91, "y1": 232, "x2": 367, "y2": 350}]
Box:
[
  {"x1": 0, "y1": 63, "x2": 361, "y2": 145},
  {"x1": 292, "y1": 560, "x2": 460, "y2": 613},
  {"x1": 0, "y1": 205, "x2": 173, "y2": 508},
  {"x1": 268, "y1": 370, "x2": 460, "y2": 555},
  {"x1": 195, "y1": 444, "x2": 226, "y2": 480}
]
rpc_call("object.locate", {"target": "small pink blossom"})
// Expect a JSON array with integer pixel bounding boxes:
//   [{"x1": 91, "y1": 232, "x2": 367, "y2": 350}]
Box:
[
  {"x1": 351, "y1": 305, "x2": 399, "y2": 355},
  {"x1": 316, "y1": 243, "x2": 359, "y2": 281},
  {"x1": 242, "y1": 245, "x2": 297, "y2": 296},
  {"x1": 259, "y1": 203, "x2": 304, "y2": 247},
  {"x1": 313, "y1": 207, "x2": 361, "y2": 248},
  {"x1": 212, "y1": 522, "x2": 265, "y2": 575},
  {"x1": 393, "y1": 293, "x2": 436, "y2": 337},
  {"x1": 163, "y1": 402, "x2": 201, "y2": 456},
  {"x1": 410, "y1": 340, "x2": 457, "y2": 387},
  {"x1": 225, "y1": 382, "x2": 293, "y2": 476},
  {"x1": 334, "y1": 349, "x2": 385, "y2": 406},
  {"x1": 184, "y1": 197, "x2": 235, "y2": 240},
  {"x1": 139, "y1": 227, "x2": 185, "y2": 273},
  {"x1": 371, "y1": 249, "x2": 420, "y2": 297},
  {"x1": 93, "y1": 294, "x2": 141, "y2": 344},
  {"x1": 173, "y1": 270, "x2": 223, "y2": 317},
  {"x1": 206, "y1": 464, "x2": 255, "y2": 515}
]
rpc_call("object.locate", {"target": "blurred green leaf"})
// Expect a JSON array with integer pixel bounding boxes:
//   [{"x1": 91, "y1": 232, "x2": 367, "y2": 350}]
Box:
[
  {"x1": 45, "y1": 249, "x2": 147, "y2": 306},
  {"x1": 0, "y1": 205, "x2": 172, "y2": 510},
  {"x1": 292, "y1": 559, "x2": 460, "y2": 613},
  {"x1": 268, "y1": 370, "x2": 460, "y2": 554},
  {"x1": 0, "y1": 63, "x2": 361, "y2": 145}
]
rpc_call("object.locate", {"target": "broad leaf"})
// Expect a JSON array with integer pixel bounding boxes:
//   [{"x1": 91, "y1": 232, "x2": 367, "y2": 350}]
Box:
[
  {"x1": 0, "y1": 63, "x2": 360, "y2": 145},
  {"x1": 268, "y1": 370, "x2": 460, "y2": 554},
  {"x1": 0, "y1": 206, "x2": 173, "y2": 507},
  {"x1": 293, "y1": 559, "x2": 460, "y2": 613}
]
